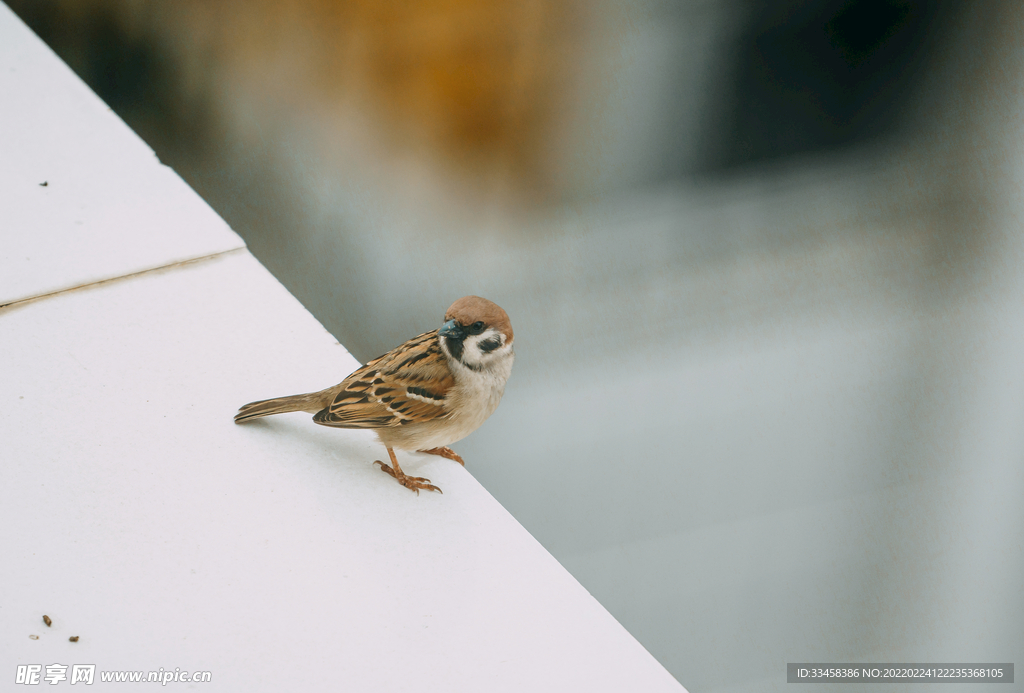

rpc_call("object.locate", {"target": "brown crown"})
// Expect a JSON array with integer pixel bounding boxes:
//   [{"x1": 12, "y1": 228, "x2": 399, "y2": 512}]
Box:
[{"x1": 444, "y1": 296, "x2": 513, "y2": 343}]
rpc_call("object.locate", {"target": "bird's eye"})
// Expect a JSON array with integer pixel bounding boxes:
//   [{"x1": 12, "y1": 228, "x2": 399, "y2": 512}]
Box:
[{"x1": 470, "y1": 321, "x2": 485, "y2": 334}]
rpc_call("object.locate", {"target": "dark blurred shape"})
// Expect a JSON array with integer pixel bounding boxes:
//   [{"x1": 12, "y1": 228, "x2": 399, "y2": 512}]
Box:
[
  {"x1": 827, "y1": 0, "x2": 912, "y2": 67},
  {"x1": 697, "y1": 0, "x2": 954, "y2": 173},
  {"x1": 9, "y1": 1, "x2": 214, "y2": 158},
  {"x1": 80, "y1": 10, "x2": 163, "y2": 113}
]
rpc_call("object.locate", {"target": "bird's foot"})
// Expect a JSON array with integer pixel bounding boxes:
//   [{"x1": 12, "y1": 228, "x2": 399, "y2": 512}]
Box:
[
  {"x1": 373, "y1": 460, "x2": 442, "y2": 495},
  {"x1": 420, "y1": 446, "x2": 465, "y2": 466}
]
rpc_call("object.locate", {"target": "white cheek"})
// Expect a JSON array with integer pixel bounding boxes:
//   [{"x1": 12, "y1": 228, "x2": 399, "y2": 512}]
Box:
[{"x1": 462, "y1": 330, "x2": 506, "y2": 365}]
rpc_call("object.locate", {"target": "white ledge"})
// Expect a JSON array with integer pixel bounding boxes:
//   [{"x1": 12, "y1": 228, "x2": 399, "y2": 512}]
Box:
[
  {"x1": 0, "y1": 5, "x2": 685, "y2": 691},
  {"x1": 0, "y1": 4, "x2": 244, "y2": 306}
]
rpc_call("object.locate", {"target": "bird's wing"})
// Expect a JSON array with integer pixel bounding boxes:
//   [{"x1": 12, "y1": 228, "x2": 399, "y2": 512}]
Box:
[{"x1": 312, "y1": 330, "x2": 454, "y2": 429}]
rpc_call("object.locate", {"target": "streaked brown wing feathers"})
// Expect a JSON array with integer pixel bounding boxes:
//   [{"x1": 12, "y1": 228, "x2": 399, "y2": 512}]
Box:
[{"x1": 312, "y1": 330, "x2": 453, "y2": 429}]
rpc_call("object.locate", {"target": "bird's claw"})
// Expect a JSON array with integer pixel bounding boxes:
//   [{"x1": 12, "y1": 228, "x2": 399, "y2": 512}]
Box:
[
  {"x1": 420, "y1": 446, "x2": 465, "y2": 466},
  {"x1": 373, "y1": 460, "x2": 442, "y2": 494}
]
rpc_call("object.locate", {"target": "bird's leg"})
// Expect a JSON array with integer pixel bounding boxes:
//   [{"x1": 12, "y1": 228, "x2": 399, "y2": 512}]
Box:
[
  {"x1": 374, "y1": 447, "x2": 441, "y2": 494},
  {"x1": 419, "y1": 446, "x2": 465, "y2": 466}
]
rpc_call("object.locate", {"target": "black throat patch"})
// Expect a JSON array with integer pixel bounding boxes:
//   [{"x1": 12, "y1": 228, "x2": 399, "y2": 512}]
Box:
[
  {"x1": 443, "y1": 334, "x2": 465, "y2": 363},
  {"x1": 442, "y1": 335, "x2": 485, "y2": 371}
]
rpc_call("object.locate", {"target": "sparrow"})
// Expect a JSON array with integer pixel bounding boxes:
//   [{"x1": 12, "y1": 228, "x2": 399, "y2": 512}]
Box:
[{"x1": 234, "y1": 296, "x2": 514, "y2": 494}]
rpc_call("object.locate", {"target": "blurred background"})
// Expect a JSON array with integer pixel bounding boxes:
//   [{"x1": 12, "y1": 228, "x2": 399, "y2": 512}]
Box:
[{"x1": 10, "y1": 0, "x2": 1024, "y2": 690}]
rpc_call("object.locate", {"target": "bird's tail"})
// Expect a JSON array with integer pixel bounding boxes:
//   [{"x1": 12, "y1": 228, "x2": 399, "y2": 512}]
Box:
[{"x1": 234, "y1": 388, "x2": 334, "y2": 423}]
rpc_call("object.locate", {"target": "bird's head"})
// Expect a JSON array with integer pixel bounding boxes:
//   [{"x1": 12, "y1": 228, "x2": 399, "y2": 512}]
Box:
[{"x1": 437, "y1": 296, "x2": 514, "y2": 371}]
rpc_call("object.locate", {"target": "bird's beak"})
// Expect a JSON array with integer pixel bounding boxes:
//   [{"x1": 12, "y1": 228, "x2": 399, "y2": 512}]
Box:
[{"x1": 438, "y1": 319, "x2": 465, "y2": 339}]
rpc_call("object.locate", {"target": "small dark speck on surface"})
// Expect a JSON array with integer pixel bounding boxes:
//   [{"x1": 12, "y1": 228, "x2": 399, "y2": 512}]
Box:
[
  {"x1": 29, "y1": 635, "x2": 39, "y2": 640},
  {"x1": 39, "y1": 181, "x2": 48, "y2": 186},
  {"x1": 43, "y1": 615, "x2": 52, "y2": 627},
  {"x1": 69, "y1": 636, "x2": 80, "y2": 642}
]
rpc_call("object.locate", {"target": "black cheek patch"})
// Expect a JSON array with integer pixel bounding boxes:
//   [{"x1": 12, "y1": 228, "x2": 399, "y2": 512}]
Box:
[{"x1": 479, "y1": 337, "x2": 501, "y2": 353}]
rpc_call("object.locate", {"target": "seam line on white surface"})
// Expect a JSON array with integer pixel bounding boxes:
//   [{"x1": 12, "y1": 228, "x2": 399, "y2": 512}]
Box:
[{"x1": 0, "y1": 247, "x2": 248, "y2": 313}]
